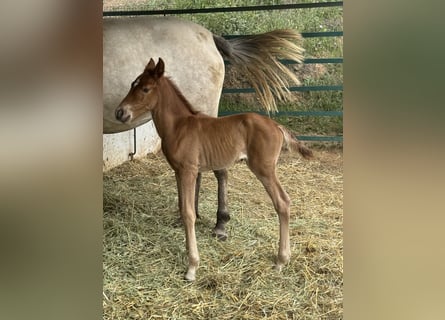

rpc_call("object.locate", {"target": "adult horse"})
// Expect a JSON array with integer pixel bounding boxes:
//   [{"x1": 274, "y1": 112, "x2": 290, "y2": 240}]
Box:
[
  {"x1": 103, "y1": 16, "x2": 304, "y2": 240},
  {"x1": 103, "y1": 16, "x2": 304, "y2": 132}
]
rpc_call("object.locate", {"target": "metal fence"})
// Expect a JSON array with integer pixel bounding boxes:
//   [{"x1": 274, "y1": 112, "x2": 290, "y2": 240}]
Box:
[{"x1": 104, "y1": 2, "x2": 343, "y2": 143}]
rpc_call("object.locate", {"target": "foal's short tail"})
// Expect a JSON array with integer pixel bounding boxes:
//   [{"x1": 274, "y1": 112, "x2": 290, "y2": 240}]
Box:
[
  {"x1": 279, "y1": 126, "x2": 314, "y2": 160},
  {"x1": 213, "y1": 30, "x2": 304, "y2": 113}
]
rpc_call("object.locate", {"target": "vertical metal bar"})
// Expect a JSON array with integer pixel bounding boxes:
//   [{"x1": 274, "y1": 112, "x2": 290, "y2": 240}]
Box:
[{"x1": 129, "y1": 128, "x2": 137, "y2": 160}]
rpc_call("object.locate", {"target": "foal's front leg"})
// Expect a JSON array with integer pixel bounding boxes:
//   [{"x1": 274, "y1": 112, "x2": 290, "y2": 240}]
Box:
[{"x1": 176, "y1": 170, "x2": 199, "y2": 281}]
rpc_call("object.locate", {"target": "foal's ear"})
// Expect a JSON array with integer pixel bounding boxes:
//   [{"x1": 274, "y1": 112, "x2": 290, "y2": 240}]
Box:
[
  {"x1": 145, "y1": 58, "x2": 156, "y2": 71},
  {"x1": 155, "y1": 58, "x2": 165, "y2": 78}
]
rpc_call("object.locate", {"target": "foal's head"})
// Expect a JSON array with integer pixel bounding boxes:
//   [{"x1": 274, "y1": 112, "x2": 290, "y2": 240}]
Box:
[{"x1": 115, "y1": 58, "x2": 165, "y2": 124}]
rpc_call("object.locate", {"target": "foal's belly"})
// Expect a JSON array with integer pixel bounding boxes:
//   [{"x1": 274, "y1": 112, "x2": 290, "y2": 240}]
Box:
[{"x1": 198, "y1": 150, "x2": 247, "y2": 172}]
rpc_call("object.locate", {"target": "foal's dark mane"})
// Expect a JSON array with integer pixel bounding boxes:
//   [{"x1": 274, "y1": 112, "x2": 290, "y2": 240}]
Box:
[{"x1": 163, "y1": 76, "x2": 200, "y2": 115}]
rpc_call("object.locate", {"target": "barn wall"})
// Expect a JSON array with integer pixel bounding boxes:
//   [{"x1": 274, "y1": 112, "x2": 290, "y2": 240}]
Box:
[{"x1": 103, "y1": 121, "x2": 161, "y2": 171}]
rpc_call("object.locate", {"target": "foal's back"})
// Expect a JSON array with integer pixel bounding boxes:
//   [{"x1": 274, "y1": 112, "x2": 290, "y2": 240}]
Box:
[{"x1": 174, "y1": 112, "x2": 284, "y2": 172}]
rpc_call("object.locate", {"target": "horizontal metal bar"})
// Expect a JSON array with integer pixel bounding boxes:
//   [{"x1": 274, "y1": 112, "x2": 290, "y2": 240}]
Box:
[
  {"x1": 224, "y1": 31, "x2": 343, "y2": 39},
  {"x1": 222, "y1": 85, "x2": 343, "y2": 94},
  {"x1": 301, "y1": 31, "x2": 343, "y2": 38},
  {"x1": 275, "y1": 110, "x2": 342, "y2": 117},
  {"x1": 103, "y1": 2, "x2": 343, "y2": 17},
  {"x1": 218, "y1": 110, "x2": 342, "y2": 117},
  {"x1": 297, "y1": 135, "x2": 343, "y2": 142},
  {"x1": 224, "y1": 57, "x2": 343, "y2": 65},
  {"x1": 303, "y1": 57, "x2": 343, "y2": 64},
  {"x1": 278, "y1": 57, "x2": 343, "y2": 64},
  {"x1": 289, "y1": 85, "x2": 343, "y2": 92},
  {"x1": 217, "y1": 111, "x2": 343, "y2": 142}
]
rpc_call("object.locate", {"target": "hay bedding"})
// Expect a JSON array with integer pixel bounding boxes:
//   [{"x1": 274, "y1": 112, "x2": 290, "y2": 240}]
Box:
[{"x1": 103, "y1": 149, "x2": 343, "y2": 319}]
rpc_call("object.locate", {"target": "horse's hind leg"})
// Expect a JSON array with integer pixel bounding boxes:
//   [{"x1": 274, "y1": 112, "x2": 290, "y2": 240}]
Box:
[
  {"x1": 248, "y1": 162, "x2": 291, "y2": 270},
  {"x1": 213, "y1": 169, "x2": 230, "y2": 241},
  {"x1": 261, "y1": 173, "x2": 291, "y2": 270},
  {"x1": 194, "y1": 170, "x2": 230, "y2": 240},
  {"x1": 194, "y1": 172, "x2": 202, "y2": 218}
]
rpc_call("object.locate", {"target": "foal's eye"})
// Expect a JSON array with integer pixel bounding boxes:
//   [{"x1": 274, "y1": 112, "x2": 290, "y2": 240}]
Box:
[
  {"x1": 131, "y1": 79, "x2": 139, "y2": 88},
  {"x1": 142, "y1": 87, "x2": 150, "y2": 93}
]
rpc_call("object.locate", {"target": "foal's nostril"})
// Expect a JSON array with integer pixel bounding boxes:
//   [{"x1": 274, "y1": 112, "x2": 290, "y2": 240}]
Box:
[{"x1": 116, "y1": 108, "x2": 123, "y2": 120}]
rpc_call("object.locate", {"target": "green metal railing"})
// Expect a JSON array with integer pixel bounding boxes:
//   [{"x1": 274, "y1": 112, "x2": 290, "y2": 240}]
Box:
[{"x1": 221, "y1": 28, "x2": 343, "y2": 142}]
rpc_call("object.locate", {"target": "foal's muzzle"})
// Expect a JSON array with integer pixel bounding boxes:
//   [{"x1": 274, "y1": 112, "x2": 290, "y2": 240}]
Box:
[{"x1": 115, "y1": 106, "x2": 130, "y2": 123}]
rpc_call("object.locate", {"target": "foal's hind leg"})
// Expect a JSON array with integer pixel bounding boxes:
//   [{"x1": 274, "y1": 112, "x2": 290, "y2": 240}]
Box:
[
  {"x1": 194, "y1": 170, "x2": 230, "y2": 240},
  {"x1": 248, "y1": 162, "x2": 291, "y2": 270},
  {"x1": 213, "y1": 169, "x2": 230, "y2": 241},
  {"x1": 194, "y1": 172, "x2": 202, "y2": 218}
]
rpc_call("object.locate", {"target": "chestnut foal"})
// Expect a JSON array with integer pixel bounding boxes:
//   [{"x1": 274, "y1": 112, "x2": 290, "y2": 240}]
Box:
[{"x1": 116, "y1": 58, "x2": 313, "y2": 281}]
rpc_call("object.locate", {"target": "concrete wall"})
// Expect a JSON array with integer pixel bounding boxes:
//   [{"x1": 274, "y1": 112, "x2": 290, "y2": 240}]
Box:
[{"x1": 103, "y1": 121, "x2": 160, "y2": 171}]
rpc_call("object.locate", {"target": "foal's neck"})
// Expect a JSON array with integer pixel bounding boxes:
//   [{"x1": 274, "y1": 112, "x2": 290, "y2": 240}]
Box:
[{"x1": 151, "y1": 77, "x2": 198, "y2": 139}]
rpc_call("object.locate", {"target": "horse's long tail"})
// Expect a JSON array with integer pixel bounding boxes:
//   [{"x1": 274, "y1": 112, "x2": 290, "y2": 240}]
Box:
[
  {"x1": 213, "y1": 30, "x2": 304, "y2": 113},
  {"x1": 278, "y1": 125, "x2": 314, "y2": 159}
]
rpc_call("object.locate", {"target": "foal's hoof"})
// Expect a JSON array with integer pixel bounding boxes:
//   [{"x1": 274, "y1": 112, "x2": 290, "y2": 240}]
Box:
[
  {"x1": 274, "y1": 255, "x2": 290, "y2": 272},
  {"x1": 273, "y1": 264, "x2": 284, "y2": 272},
  {"x1": 184, "y1": 271, "x2": 196, "y2": 281},
  {"x1": 212, "y1": 228, "x2": 228, "y2": 241}
]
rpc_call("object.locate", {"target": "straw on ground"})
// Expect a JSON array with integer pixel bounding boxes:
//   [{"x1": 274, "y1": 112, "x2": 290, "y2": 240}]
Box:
[{"x1": 103, "y1": 149, "x2": 342, "y2": 319}]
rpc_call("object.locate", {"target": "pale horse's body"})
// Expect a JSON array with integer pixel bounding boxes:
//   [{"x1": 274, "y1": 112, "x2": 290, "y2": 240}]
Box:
[
  {"x1": 104, "y1": 16, "x2": 305, "y2": 248},
  {"x1": 103, "y1": 16, "x2": 225, "y2": 133}
]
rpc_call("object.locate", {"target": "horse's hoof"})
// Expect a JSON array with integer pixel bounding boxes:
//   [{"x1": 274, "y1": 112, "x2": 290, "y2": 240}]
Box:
[
  {"x1": 274, "y1": 255, "x2": 290, "y2": 272},
  {"x1": 184, "y1": 271, "x2": 196, "y2": 281},
  {"x1": 273, "y1": 264, "x2": 283, "y2": 272},
  {"x1": 212, "y1": 229, "x2": 228, "y2": 241}
]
